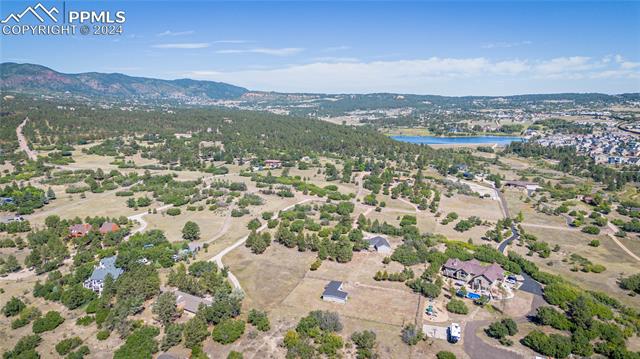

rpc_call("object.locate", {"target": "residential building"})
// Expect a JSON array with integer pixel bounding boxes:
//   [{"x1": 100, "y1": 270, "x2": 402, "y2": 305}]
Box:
[
  {"x1": 504, "y1": 180, "x2": 541, "y2": 195},
  {"x1": 367, "y1": 236, "x2": 391, "y2": 253},
  {"x1": 83, "y1": 256, "x2": 124, "y2": 293},
  {"x1": 69, "y1": 223, "x2": 92, "y2": 238},
  {"x1": 264, "y1": 160, "x2": 283, "y2": 169},
  {"x1": 99, "y1": 222, "x2": 120, "y2": 235},
  {"x1": 441, "y1": 258, "x2": 504, "y2": 293},
  {"x1": 173, "y1": 290, "x2": 212, "y2": 315},
  {"x1": 321, "y1": 281, "x2": 348, "y2": 304}
]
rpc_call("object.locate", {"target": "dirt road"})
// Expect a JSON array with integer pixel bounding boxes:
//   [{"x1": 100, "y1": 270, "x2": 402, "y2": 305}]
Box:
[
  {"x1": 17, "y1": 117, "x2": 37, "y2": 161},
  {"x1": 211, "y1": 197, "x2": 315, "y2": 291}
]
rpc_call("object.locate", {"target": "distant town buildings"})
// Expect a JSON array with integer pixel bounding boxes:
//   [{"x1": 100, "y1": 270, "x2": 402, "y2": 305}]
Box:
[{"x1": 537, "y1": 127, "x2": 640, "y2": 165}]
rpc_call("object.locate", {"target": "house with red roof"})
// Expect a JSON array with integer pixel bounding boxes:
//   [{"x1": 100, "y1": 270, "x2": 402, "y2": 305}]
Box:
[
  {"x1": 99, "y1": 222, "x2": 120, "y2": 235},
  {"x1": 69, "y1": 223, "x2": 92, "y2": 238}
]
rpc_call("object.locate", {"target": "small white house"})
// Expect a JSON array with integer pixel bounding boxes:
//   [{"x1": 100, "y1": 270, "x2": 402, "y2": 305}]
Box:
[
  {"x1": 367, "y1": 236, "x2": 392, "y2": 253},
  {"x1": 322, "y1": 281, "x2": 348, "y2": 304}
]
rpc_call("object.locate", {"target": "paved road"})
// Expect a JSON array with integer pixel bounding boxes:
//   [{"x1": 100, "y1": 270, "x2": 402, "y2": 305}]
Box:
[{"x1": 126, "y1": 204, "x2": 173, "y2": 236}]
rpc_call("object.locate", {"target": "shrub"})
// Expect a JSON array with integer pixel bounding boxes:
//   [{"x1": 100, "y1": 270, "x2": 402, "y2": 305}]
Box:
[
  {"x1": 401, "y1": 324, "x2": 423, "y2": 345},
  {"x1": 96, "y1": 330, "x2": 110, "y2": 340},
  {"x1": 351, "y1": 330, "x2": 377, "y2": 359},
  {"x1": 521, "y1": 330, "x2": 572, "y2": 358},
  {"x1": 436, "y1": 352, "x2": 456, "y2": 359},
  {"x1": 76, "y1": 315, "x2": 95, "y2": 326},
  {"x1": 581, "y1": 225, "x2": 600, "y2": 235},
  {"x1": 318, "y1": 332, "x2": 344, "y2": 356},
  {"x1": 247, "y1": 309, "x2": 270, "y2": 331},
  {"x1": 247, "y1": 219, "x2": 262, "y2": 230},
  {"x1": 55, "y1": 337, "x2": 82, "y2": 356},
  {"x1": 620, "y1": 273, "x2": 640, "y2": 293},
  {"x1": 535, "y1": 307, "x2": 573, "y2": 331},
  {"x1": 66, "y1": 345, "x2": 90, "y2": 359},
  {"x1": 32, "y1": 311, "x2": 64, "y2": 334},
  {"x1": 227, "y1": 351, "x2": 243, "y2": 359},
  {"x1": 588, "y1": 240, "x2": 600, "y2": 247},
  {"x1": 3, "y1": 297, "x2": 26, "y2": 317},
  {"x1": 311, "y1": 310, "x2": 343, "y2": 332},
  {"x1": 166, "y1": 208, "x2": 181, "y2": 216},
  {"x1": 310, "y1": 259, "x2": 322, "y2": 271},
  {"x1": 212, "y1": 319, "x2": 245, "y2": 344},
  {"x1": 113, "y1": 326, "x2": 160, "y2": 359},
  {"x1": 446, "y1": 299, "x2": 469, "y2": 315},
  {"x1": 3, "y1": 334, "x2": 41, "y2": 358},
  {"x1": 485, "y1": 318, "x2": 518, "y2": 341}
]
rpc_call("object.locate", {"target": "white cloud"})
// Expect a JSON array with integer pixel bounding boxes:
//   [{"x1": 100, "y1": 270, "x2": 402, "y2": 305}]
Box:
[
  {"x1": 311, "y1": 57, "x2": 360, "y2": 63},
  {"x1": 216, "y1": 47, "x2": 304, "y2": 56},
  {"x1": 534, "y1": 56, "x2": 596, "y2": 75},
  {"x1": 213, "y1": 40, "x2": 251, "y2": 44},
  {"x1": 322, "y1": 45, "x2": 351, "y2": 52},
  {"x1": 183, "y1": 55, "x2": 640, "y2": 95},
  {"x1": 152, "y1": 43, "x2": 210, "y2": 49},
  {"x1": 157, "y1": 30, "x2": 195, "y2": 37},
  {"x1": 482, "y1": 40, "x2": 532, "y2": 49}
]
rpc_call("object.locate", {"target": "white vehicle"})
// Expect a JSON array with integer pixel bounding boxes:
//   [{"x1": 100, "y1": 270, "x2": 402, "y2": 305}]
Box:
[{"x1": 448, "y1": 323, "x2": 461, "y2": 343}]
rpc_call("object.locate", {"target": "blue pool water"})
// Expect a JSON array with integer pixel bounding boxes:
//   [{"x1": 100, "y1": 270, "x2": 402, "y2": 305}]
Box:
[
  {"x1": 467, "y1": 292, "x2": 481, "y2": 300},
  {"x1": 391, "y1": 135, "x2": 522, "y2": 146}
]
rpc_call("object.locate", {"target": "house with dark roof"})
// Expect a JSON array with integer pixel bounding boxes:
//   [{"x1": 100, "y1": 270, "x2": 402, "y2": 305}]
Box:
[
  {"x1": 83, "y1": 256, "x2": 124, "y2": 293},
  {"x1": 367, "y1": 236, "x2": 391, "y2": 253},
  {"x1": 441, "y1": 258, "x2": 504, "y2": 293},
  {"x1": 69, "y1": 223, "x2": 92, "y2": 238},
  {"x1": 99, "y1": 222, "x2": 120, "y2": 234},
  {"x1": 321, "y1": 281, "x2": 348, "y2": 304},
  {"x1": 174, "y1": 290, "x2": 212, "y2": 315}
]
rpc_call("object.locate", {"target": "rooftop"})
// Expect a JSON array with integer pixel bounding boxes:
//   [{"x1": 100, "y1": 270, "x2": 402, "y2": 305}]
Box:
[
  {"x1": 443, "y1": 258, "x2": 504, "y2": 283},
  {"x1": 368, "y1": 236, "x2": 390, "y2": 248},
  {"x1": 322, "y1": 280, "x2": 348, "y2": 300},
  {"x1": 89, "y1": 256, "x2": 124, "y2": 282}
]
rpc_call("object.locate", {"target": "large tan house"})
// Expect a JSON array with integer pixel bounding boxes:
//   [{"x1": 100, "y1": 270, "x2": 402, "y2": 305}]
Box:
[{"x1": 441, "y1": 258, "x2": 504, "y2": 292}]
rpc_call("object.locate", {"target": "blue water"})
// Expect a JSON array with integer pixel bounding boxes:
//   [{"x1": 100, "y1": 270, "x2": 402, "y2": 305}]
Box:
[
  {"x1": 391, "y1": 135, "x2": 522, "y2": 145},
  {"x1": 467, "y1": 292, "x2": 481, "y2": 300}
]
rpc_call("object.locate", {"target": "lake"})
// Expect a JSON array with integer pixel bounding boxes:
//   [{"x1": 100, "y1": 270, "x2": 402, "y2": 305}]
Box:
[{"x1": 391, "y1": 135, "x2": 523, "y2": 146}]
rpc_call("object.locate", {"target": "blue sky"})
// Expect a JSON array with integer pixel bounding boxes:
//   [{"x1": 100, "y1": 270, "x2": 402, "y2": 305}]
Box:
[{"x1": 1, "y1": 0, "x2": 639, "y2": 95}]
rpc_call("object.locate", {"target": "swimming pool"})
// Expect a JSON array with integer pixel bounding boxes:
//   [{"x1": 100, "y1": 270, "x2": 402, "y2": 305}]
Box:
[{"x1": 466, "y1": 292, "x2": 481, "y2": 300}]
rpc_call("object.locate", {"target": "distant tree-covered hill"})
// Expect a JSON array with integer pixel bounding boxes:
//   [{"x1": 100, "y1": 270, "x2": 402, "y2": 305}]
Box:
[{"x1": 0, "y1": 62, "x2": 248, "y2": 101}]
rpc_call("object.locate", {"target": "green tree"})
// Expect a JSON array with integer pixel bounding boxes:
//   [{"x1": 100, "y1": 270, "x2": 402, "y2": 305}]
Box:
[
  {"x1": 211, "y1": 319, "x2": 245, "y2": 344},
  {"x1": 3, "y1": 297, "x2": 26, "y2": 317},
  {"x1": 182, "y1": 221, "x2": 201, "y2": 241},
  {"x1": 183, "y1": 317, "x2": 209, "y2": 349},
  {"x1": 153, "y1": 292, "x2": 177, "y2": 327}
]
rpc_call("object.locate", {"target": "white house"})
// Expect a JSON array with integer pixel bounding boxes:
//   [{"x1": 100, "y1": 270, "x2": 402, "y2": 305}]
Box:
[
  {"x1": 83, "y1": 256, "x2": 124, "y2": 293},
  {"x1": 322, "y1": 281, "x2": 348, "y2": 304},
  {"x1": 367, "y1": 236, "x2": 392, "y2": 253}
]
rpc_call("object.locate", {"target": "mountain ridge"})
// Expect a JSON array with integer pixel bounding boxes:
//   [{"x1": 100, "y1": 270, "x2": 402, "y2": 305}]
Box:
[
  {"x1": 0, "y1": 62, "x2": 249, "y2": 101},
  {"x1": 1, "y1": 62, "x2": 638, "y2": 104}
]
